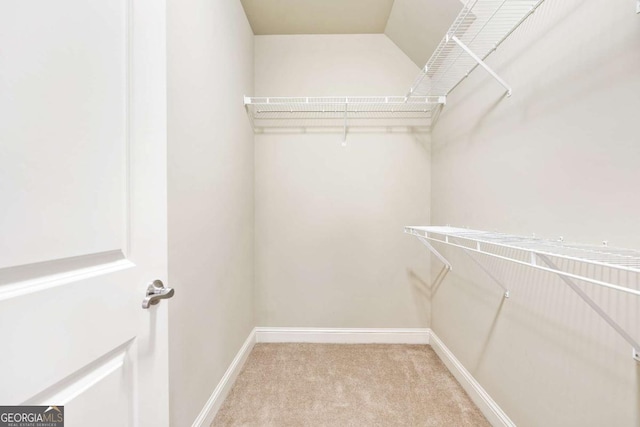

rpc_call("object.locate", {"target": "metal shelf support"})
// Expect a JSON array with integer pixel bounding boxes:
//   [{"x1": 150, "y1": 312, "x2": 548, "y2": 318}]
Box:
[
  {"x1": 415, "y1": 236, "x2": 510, "y2": 298},
  {"x1": 343, "y1": 101, "x2": 348, "y2": 145},
  {"x1": 461, "y1": 249, "x2": 511, "y2": 298},
  {"x1": 449, "y1": 35, "x2": 513, "y2": 96},
  {"x1": 416, "y1": 237, "x2": 452, "y2": 291},
  {"x1": 417, "y1": 236, "x2": 452, "y2": 270},
  {"x1": 406, "y1": 227, "x2": 640, "y2": 297},
  {"x1": 407, "y1": 0, "x2": 545, "y2": 98},
  {"x1": 537, "y1": 254, "x2": 640, "y2": 363},
  {"x1": 405, "y1": 226, "x2": 640, "y2": 362}
]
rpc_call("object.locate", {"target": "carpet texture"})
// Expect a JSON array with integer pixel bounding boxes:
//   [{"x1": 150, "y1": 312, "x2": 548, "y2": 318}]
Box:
[{"x1": 212, "y1": 343, "x2": 490, "y2": 426}]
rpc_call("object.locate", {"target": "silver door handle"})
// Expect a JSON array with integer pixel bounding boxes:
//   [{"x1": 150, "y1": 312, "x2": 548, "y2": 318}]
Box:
[{"x1": 142, "y1": 280, "x2": 175, "y2": 309}]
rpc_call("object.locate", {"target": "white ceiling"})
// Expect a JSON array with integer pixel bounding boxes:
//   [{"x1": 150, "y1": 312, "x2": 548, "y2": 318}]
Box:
[
  {"x1": 240, "y1": 0, "x2": 395, "y2": 35},
  {"x1": 240, "y1": 0, "x2": 463, "y2": 67}
]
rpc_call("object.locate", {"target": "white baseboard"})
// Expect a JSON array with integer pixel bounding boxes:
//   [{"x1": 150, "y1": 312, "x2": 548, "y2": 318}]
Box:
[
  {"x1": 429, "y1": 331, "x2": 514, "y2": 427},
  {"x1": 191, "y1": 329, "x2": 256, "y2": 427},
  {"x1": 192, "y1": 327, "x2": 511, "y2": 427},
  {"x1": 254, "y1": 327, "x2": 430, "y2": 344}
]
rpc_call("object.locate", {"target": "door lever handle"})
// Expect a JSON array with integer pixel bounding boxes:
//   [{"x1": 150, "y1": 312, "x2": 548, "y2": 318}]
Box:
[{"x1": 142, "y1": 280, "x2": 175, "y2": 309}]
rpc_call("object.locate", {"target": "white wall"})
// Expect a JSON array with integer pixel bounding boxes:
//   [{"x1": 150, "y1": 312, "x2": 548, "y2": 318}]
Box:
[
  {"x1": 167, "y1": 0, "x2": 254, "y2": 425},
  {"x1": 254, "y1": 35, "x2": 431, "y2": 328},
  {"x1": 430, "y1": 0, "x2": 640, "y2": 425}
]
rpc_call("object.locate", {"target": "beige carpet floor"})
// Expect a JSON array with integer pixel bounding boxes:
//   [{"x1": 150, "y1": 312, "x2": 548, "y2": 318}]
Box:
[{"x1": 212, "y1": 343, "x2": 490, "y2": 426}]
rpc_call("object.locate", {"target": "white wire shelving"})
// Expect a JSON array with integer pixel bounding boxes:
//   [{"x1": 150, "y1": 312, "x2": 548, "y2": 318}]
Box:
[
  {"x1": 243, "y1": 1, "x2": 549, "y2": 134},
  {"x1": 407, "y1": 0, "x2": 546, "y2": 99},
  {"x1": 405, "y1": 225, "x2": 640, "y2": 362},
  {"x1": 244, "y1": 96, "x2": 445, "y2": 140}
]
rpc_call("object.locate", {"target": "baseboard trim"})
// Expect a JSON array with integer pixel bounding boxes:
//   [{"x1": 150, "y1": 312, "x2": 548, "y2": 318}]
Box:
[
  {"x1": 254, "y1": 327, "x2": 430, "y2": 344},
  {"x1": 429, "y1": 331, "x2": 515, "y2": 427},
  {"x1": 192, "y1": 327, "x2": 511, "y2": 427},
  {"x1": 191, "y1": 328, "x2": 256, "y2": 427}
]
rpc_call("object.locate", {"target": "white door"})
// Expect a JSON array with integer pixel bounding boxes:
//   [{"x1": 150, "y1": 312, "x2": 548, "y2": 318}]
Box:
[{"x1": 0, "y1": 0, "x2": 169, "y2": 425}]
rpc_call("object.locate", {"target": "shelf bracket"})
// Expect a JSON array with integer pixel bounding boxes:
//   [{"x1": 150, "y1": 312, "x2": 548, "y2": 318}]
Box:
[
  {"x1": 537, "y1": 254, "x2": 640, "y2": 363},
  {"x1": 450, "y1": 35, "x2": 513, "y2": 97},
  {"x1": 416, "y1": 237, "x2": 452, "y2": 292},
  {"x1": 405, "y1": 65, "x2": 429, "y2": 100},
  {"x1": 460, "y1": 248, "x2": 510, "y2": 299},
  {"x1": 637, "y1": 0, "x2": 640, "y2": 13},
  {"x1": 417, "y1": 237, "x2": 452, "y2": 271},
  {"x1": 342, "y1": 102, "x2": 348, "y2": 145}
]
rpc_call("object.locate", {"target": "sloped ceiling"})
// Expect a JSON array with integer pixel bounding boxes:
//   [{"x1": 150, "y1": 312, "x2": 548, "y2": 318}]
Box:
[
  {"x1": 384, "y1": 0, "x2": 463, "y2": 67},
  {"x1": 240, "y1": 0, "x2": 395, "y2": 35},
  {"x1": 240, "y1": 0, "x2": 463, "y2": 67}
]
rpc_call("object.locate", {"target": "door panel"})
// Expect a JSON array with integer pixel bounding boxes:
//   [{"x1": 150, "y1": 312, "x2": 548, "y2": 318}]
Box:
[
  {"x1": 0, "y1": 273, "x2": 137, "y2": 404},
  {"x1": 26, "y1": 343, "x2": 135, "y2": 427},
  {"x1": 61, "y1": 355, "x2": 133, "y2": 427},
  {"x1": 0, "y1": 0, "x2": 168, "y2": 425},
  {"x1": 0, "y1": 0, "x2": 129, "y2": 269}
]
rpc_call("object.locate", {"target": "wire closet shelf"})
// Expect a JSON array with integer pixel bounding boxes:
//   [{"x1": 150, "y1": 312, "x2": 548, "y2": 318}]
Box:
[
  {"x1": 407, "y1": 0, "x2": 546, "y2": 98},
  {"x1": 244, "y1": 96, "x2": 445, "y2": 132},
  {"x1": 243, "y1": 0, "x2": 548, "y2": 133},
  {"x1": 405, "y1": 225, "x2": 640, "y2": 361}
]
